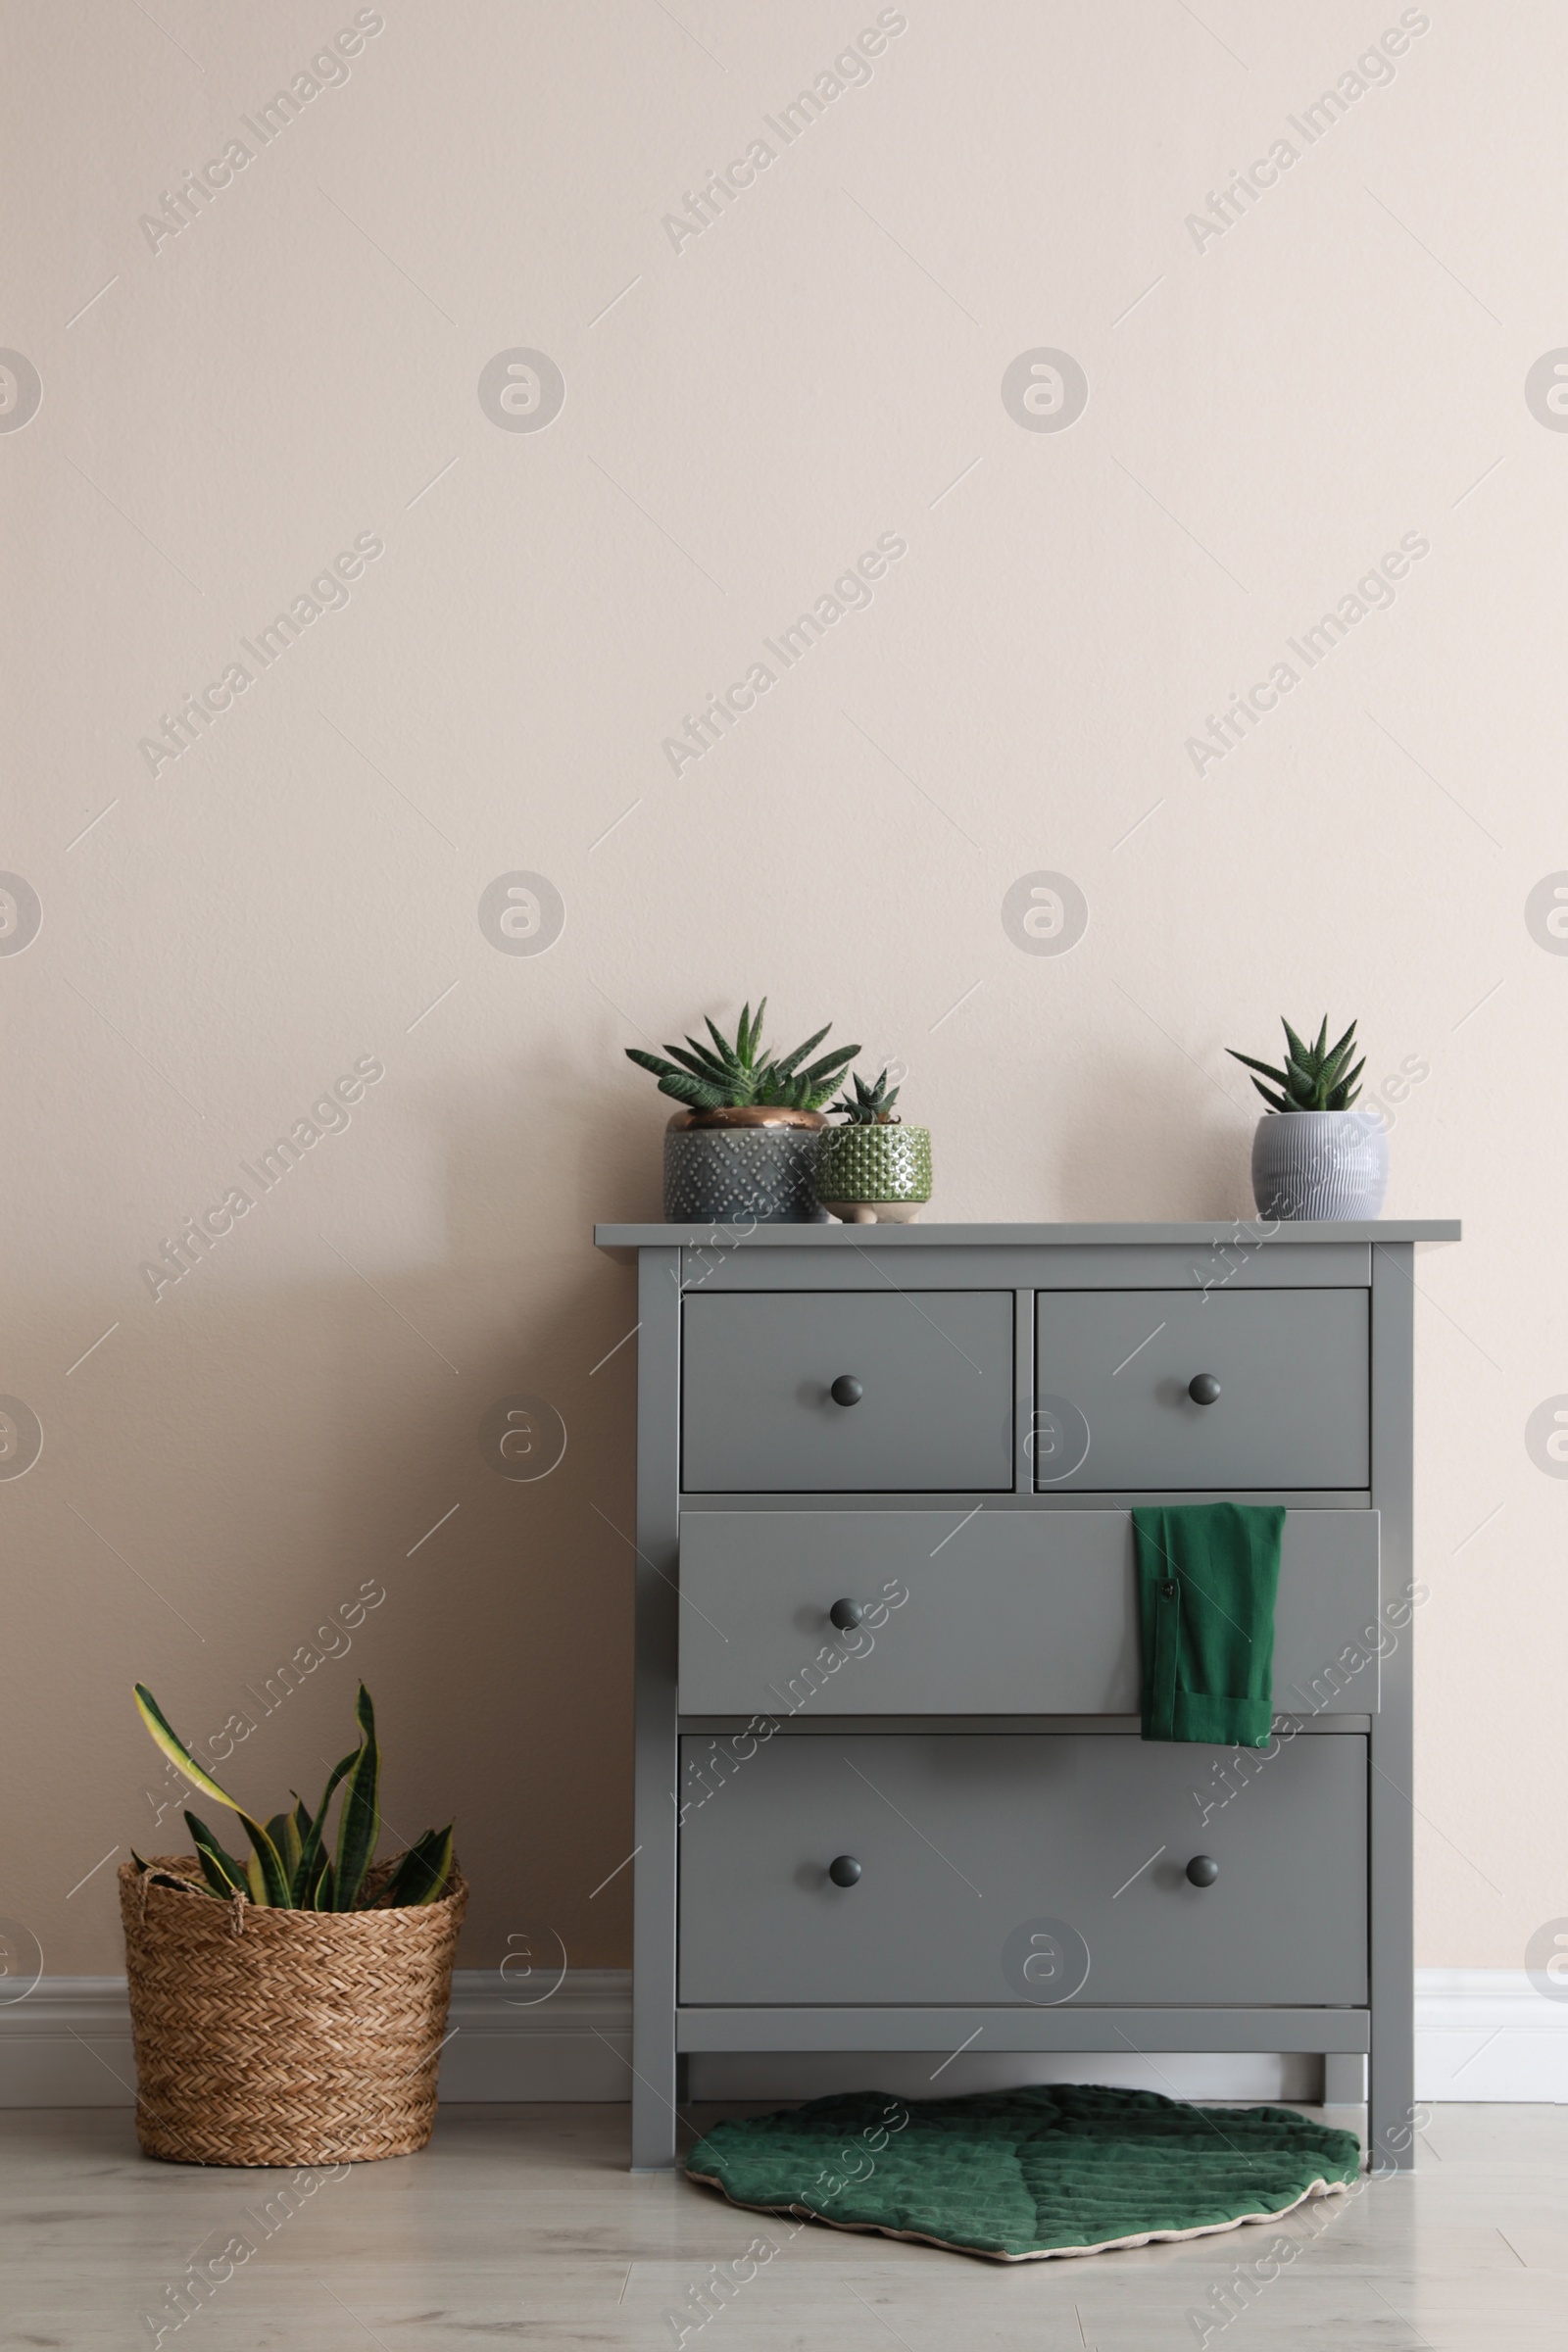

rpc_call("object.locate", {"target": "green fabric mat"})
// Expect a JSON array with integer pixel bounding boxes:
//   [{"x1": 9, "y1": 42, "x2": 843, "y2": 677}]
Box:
[{"x1": 686, "y1": 2084, "x2": 1360, "y2": 2263}]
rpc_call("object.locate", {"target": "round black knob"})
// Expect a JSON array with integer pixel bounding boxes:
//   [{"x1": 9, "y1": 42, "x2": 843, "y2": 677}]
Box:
[
  {"x1": 828, "y1": 1854, "x2": 862, "y2": 1887},
  {"x1": 829, "y1": 1598, "x2": 864, "y2": 1632},
  {"x1": 830, "y1": 1375, "x2": 863, "y2": 1407},
  {"x1": 1186, "y1": 1854, "x2": 1219, "y2": 1887},
  {"x1": 1188, "y1": 1374, "x2": 1222, "y2": 1406}
]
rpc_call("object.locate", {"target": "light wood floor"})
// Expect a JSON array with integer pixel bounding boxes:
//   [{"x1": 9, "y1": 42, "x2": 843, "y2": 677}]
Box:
[{"x1": 2, "y1": 2102, "x2": 1563, "y2": 2348}]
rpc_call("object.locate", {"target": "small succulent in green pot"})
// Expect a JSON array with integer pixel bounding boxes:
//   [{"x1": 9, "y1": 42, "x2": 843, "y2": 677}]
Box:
[
  {"x1": 816, "y1": 1067, "x2": 933, "y2": 1224},
  {"x1": 626, "y1": 1000, "x2": 859, "y2": 1224},
  {"x1": 1227, "y1": 1016, "x2": 1388, "y2": 1221}
]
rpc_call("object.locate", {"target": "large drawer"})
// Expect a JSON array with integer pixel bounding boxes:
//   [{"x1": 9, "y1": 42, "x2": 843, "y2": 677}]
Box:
[
  {"x1": 677, "y1": 1508, "x2": 1383, "y2": 1716},
  {"x1": 678, "y1": 1733, "x2": 1367, "y2": 2007},
  {"x1": 681, "y1": 1291, "x2": 1015, "y2": 1494},
  {"x1": 1035, "y1": 1288, "x2": 1368, "y2": 1490}
]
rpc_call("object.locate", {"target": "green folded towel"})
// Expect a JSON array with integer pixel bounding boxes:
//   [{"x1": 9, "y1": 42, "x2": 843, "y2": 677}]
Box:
[{"x1": 1133, "y1": 1502, "x2": 1285, "y2": 1748}]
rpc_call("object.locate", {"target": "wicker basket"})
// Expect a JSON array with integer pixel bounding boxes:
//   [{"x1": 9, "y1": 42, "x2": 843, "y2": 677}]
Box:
[{"x1": 119, "y1": 1855, "x2": 467, "y2": 2166}]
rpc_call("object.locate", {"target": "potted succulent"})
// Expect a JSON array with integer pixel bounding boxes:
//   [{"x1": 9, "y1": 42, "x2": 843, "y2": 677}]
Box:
[
  {"x1": 1227, "y1": 1016, "x2": 1388, "y2": 1220},
  {"x1": 626, "y1": 999, "x2": 858, "y2": 1224},
  {"x1": 121, "y1": 1682, "x2": 465, "y2": 2167},
  {"x1": 815, "y1": 1067, "x2": 933, "y2": 1224}
]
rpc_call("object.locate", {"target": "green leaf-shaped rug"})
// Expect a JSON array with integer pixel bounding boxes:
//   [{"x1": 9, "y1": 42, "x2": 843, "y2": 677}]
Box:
[{"x1": 686, "y1": 2084, "x2": 1360, "y2": 2263}]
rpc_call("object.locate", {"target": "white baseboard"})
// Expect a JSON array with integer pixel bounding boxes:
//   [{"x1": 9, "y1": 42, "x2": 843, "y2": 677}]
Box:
[
  {"x1": 2, "y1": 1969, "x2": 1559, "y2": 2108},
  {"x1": 0, "y1": 1972, "x2": 633, "y2": 2109},
  {"x1": 442, "y1": 1969, "x2": 632, "y2": 2100},
  {"x1": 1414, "y1": 1969, "x2": 1568, "y2": 2101},
  {"x1": 0, "y1": 1980, "x2": 138, "y2": 2108}
]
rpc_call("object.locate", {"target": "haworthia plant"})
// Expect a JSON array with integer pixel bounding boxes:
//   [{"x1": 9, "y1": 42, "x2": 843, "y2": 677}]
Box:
[
  {"x1": 1227, "y1": 1016, "x2": 1366, "y2": 1113},
  {"x1": 830, "y1": 1067, "x2": 903, "y2": 1125},
  {"x1": 625, "y1": 998, "x2": 858, "y2": 1112},
  {"x1": 131, "y1": 1682, "x2": 453, "y2": 1911}
]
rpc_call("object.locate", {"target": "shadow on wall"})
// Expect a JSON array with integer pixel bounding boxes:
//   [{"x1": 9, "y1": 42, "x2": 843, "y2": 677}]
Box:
[
  {"x1": 1051, "y1": 1050, "x2": 1253, "y2": 1222},
  {"x1": 29, "y1": 1065, "x2": 1269, "y2": 1977},
  {"x1": 444, "y1": 1066, "x2": 668, "y2": 1256},
  {"x1": 305, "y1": 1238, "x2": 643, "y2": 1974},
  {"x1": 443, "y1": 1057, "x2": 1260, "y2": 1233},
  {"x1": 17, "y1": 1192, "x2": 642, "y2": 1975}
]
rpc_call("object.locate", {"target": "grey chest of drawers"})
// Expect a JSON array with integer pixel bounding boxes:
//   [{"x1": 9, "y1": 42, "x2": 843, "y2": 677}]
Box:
[{"x1": 594, "y1": 1218, "x2": 1459, "y2": 2171}]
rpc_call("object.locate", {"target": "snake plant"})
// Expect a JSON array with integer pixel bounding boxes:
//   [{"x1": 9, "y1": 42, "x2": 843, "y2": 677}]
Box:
[
  {"x1": 1227, "y1": 1017, "x2": 1365, "y2": 1113},
  {"x1": 626, "y1": 998, "x2": 858, "y2": 1112},
  {"x1": 130, "y1": 1682, "x2": 454, "y2": 1909}
]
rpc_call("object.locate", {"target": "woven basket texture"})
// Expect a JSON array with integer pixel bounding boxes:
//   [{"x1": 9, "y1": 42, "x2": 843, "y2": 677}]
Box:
[{"x1": 119, "y1": 1856, "x2": 466, "y2": 2167}]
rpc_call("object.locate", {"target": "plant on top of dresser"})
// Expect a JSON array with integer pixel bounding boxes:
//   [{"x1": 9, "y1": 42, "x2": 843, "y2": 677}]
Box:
[
  {"x1": 626, "y1": 999, "x2": 858, "y2": 1224},
  {"x1": 119, "y1": 1682, "x2": 466, "y2": 2168},
  {"x1": 815, "y1": 1066, "x2": 933, "y2": 1225},
  {"x1": 1227, "y1": 1015, "x2": 1387, "y2": 1221}
]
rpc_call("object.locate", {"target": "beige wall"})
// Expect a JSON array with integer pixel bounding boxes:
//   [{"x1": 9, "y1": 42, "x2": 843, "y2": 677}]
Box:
[{"x1": 3, "y1": 0, "x2": 1561, "y2": 1981}]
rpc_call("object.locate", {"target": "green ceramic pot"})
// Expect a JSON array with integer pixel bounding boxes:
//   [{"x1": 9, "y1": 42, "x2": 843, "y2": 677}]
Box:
[{"x1": 815, "y1": 1124, "x2": 933, "y2": 1224}]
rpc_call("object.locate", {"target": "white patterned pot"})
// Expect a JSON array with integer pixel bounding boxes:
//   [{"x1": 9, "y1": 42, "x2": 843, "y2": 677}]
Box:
[
  {"x1": 662, "y1": 1107, "x2": 828, "y2": 1225},
  {"x1": 1250, "y1": 1110, "x2": 1389, "y2": 1221}
]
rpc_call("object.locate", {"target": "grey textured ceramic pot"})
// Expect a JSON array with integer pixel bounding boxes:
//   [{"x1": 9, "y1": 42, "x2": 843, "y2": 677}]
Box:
[
  {"x1": 662, "y1": 1108, "x2": 828, "y2": 1225},
  {"x1": 1250, "y1": 1109, "x2": 1389, "y2": 1221}
]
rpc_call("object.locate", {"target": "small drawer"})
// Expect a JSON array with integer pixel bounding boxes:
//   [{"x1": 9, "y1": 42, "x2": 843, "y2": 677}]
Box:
[
  {"x1": 681, "y1": 1291, "x2": 1015, "y2": 1494},
  {"x1": 676, "y1": 1507, "x2": 1382, "y2": 1716},
  {"x1": 678, "y1": 1733, "x2": 1367, "y2": 2007},
  {"x1": 1035, "y1": 1288, "x2": 1368, "y2": 1490}
]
